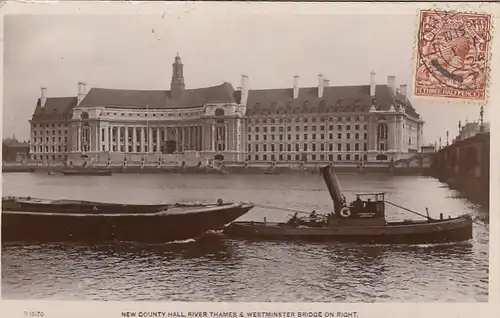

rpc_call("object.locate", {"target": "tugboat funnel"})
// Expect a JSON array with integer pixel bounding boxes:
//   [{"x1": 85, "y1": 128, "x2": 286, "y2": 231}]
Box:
[{"x1": 320, "y1": 165, "x2": 344, "y2": 208}]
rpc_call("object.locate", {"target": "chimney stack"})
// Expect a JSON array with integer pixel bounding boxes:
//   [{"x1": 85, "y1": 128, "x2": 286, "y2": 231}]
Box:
[
  {"x1": 240, "y1": 75, "x2": 249, "y2": 106},
  {"x1": 400, "y1": 84, "x2": 407, "y2": 98},
  {"x1": 370, "y1": 71, "x2": 376, "y2": 96},
  {"x1": 293, "y1": 75, "x2": 299, "y2": 99},
  {"x1": 387, "y1": 75, "x2": 396, "y2": 95},
  {"x1": 318, "y1": 74, "x2": 324, "y2": 98},
  {"x1": 77, "y1": 82, "x2": 87, "y2": 104},
  {"x1": 323, "y1": 79, "x2": 330, "y2": 87},
  {"x1": 40, "y1": 87, "x2": 47, "y2": 107}
]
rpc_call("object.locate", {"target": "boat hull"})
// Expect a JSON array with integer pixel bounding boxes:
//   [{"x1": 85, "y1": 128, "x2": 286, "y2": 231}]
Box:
[
  {"x1": 61, "y1": 169, "x2": 112, "y2": 176},
  {"x1": 2, "y1": 203, "x2": 254, "y2": 244},
  {"x1": 223, "y1": 216, "x2": 473, "y2": 244}
]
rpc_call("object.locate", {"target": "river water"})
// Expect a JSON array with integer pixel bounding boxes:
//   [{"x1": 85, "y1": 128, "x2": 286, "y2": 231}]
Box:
[{"x1": 1, "y1": 172, "x2": 489, "y2": 302}]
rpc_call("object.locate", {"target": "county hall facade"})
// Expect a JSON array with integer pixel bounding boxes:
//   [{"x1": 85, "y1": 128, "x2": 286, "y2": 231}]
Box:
[{"x1": 29, "y1": 54, "x2": 424, "y2": 166}]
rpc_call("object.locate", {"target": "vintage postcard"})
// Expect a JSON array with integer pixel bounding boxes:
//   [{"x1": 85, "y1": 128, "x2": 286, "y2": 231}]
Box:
[{"x1": 0, "y1": 1, "x2": 499, "y2": 318}]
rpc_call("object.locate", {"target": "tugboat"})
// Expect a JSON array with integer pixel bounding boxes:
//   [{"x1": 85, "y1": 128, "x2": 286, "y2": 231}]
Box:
[
  {"x1": 223, "y1": 165, "x2": 473, "y2": 244},
  {"x1": 2, "y1": 196, "x2": 254, "y2": 243}
]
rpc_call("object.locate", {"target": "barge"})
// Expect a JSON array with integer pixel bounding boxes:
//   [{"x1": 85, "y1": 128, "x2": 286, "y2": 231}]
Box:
[{"x1": 2, "y1": 196, "x2": 254, "y2": 243}]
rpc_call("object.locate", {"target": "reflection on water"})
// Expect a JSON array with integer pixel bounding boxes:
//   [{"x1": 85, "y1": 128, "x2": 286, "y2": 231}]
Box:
[{"x1": 1, "y1": 173, "x2": 489, "y2": 302}]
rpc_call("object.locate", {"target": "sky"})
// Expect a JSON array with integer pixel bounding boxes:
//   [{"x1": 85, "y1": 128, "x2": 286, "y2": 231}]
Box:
[{"x1": 2, "y1": 8, "x2": 492, "y2": 146}]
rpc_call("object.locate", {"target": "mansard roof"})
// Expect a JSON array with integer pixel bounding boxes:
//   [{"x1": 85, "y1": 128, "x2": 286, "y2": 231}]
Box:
[
  {"x1": 31, "y1": 97, "x2": 78, "y2": 121},
  {"x1": 78, "y1": 82, "x2": 237, "y2": 109},
  {"x1": 245, "y1": 84, "x2": 419, "y2": 118}
]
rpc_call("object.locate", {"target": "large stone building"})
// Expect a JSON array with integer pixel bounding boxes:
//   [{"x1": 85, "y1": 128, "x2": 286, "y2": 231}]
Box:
[{"x1": 29, "y1": 54, "x2": 424, "y2": 167}]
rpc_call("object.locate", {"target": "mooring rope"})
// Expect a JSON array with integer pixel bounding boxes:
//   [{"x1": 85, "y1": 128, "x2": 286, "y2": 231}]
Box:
[
  {"x1": 252, "y1": 203, "x2": 323, "y2": 216},
  {"x1": 384, "y1": 200, "x2": 430, "y2": 219}
]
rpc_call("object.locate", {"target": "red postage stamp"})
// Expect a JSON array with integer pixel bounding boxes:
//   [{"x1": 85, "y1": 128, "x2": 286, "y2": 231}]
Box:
[{"x1": 414, "y1": 10, "x2": 492, "y2": 101}]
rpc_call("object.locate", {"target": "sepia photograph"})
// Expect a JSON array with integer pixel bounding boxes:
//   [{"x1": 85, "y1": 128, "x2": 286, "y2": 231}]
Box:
[{"x1": 0, "y1": 1, "x2": 498, "y2": 315}]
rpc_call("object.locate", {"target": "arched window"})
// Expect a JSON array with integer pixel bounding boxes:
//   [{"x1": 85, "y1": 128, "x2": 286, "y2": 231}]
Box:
[{"x1": 377, "y1": 123, "x2": 388, "y2": 139}]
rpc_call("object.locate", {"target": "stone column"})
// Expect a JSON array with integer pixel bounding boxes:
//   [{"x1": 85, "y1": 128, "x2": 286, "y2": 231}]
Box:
[
  {"x1": 103, "y1": 125, "x2": 109, "y2": 151},
  {"x1": 124, "y1": 127, "x2": 129, "y2": 153},
  {"x1": 132, "y1": 127, "x2": 137, "y2": 152},
  {"x1": 117, "y1": 126, "x2": 121, "y2": 153},
  {"x1": 140, "y1": 127, "x2": 145, "y2": 153},
  {"x1": 156, "y1": 128, "x2": 160, "y2": 153},
  {"x1": 148, "y1": 127, "x2": 153, "y2": 153},
  {"x1": 77, "y1": 126, "x2": 82, "y2": 152},
  {"x1": 211, "y1": 124, "x2": 215, "y2": 151}
]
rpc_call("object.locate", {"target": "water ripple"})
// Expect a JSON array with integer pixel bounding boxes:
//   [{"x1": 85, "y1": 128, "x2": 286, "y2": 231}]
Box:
[{"x1": 2, "y1": 173, "x2": 489, "y2": 302}]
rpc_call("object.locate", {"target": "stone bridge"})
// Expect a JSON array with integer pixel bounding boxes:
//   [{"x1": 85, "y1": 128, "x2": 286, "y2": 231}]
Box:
[{"x1": 430, "y1": 132, "x2": 489, "y2": 206}]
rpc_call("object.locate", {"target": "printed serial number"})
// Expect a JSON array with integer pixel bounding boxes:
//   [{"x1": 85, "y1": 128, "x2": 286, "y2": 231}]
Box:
[{"x1": 24, "y1": 311, "x2": 44, "y2": 317}]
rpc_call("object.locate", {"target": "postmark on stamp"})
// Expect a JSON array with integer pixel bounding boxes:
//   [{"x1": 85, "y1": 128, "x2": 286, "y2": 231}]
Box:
[{"x1": 414, "y1": 9, "x2": 492, "y2": 102}]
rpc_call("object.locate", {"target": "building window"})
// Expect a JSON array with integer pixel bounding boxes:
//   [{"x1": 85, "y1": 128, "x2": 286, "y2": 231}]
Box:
[
  {"x1": 271, "y1": 155, "x2": 275, "y2": 161},
  {"x1": 380, "y1": 143, "x2": 385, "y2": 151},
  {"x1": 255, "y1": 155, "x2": 259, "y2": 160},
  {"x1": 279, "y1": 144, "x2": 283, "y2": 152},
  {"x1": 355, "y1": 124, "x2": 360, "y2": 130},
  {"x1": 346, "y1": 154, "x2": 351, "y2": 160},
  {"x1": 320, "y1": 154, "x2": 325, "y2": 161},
  {"x1": 364, "y1": 143, "x2": 368, "y2": 151},
  {"x1": 248, "y1": 135, "x2": 251, "y2": 141},
  {"x1": 346, "y1": 144, "x2": 351, "y2": 151},
  {"x1": 304, "y1": 126, "x2": 308, "y2": 131},
  {"x1": 338, "y1": 133, "x2": 342, "y2": 139},
  {"x1": 312, "y1": 134, "x2": 316, "y2": 140},
  {"x1": 264, "y1": 135, "x2": 267, "y2": 141},
  {"x1": 263, "y1": 155, "x2": 267, "y2": 161},
  {"x1": 248, "y1": 144, "x2": 252, "y2": 152},
  {"x1": 312, "y1": 154, "x2": 316, "y2": 160},
  {"x1": 329, "y1": 144, "x2": 333, "y2": 151},
  {"x1": 263, "y1": 145, "x2": 267, "y2": 152},
  {"x1": 279, "y1": 154, "x2": 283, "y2": 161},
  {"x1": 304, "y1": 144, "x2": 308, "y2": 151},
  {"x1": 287, "y1": 155, "x2": 291, "y2": 161},
  {"x1": 248, "y1": 127, "x2": 252, "y2": 133},
  {"x1": 355, "y1": 133, "x2": 359, "y2": 140},
  {"x1": 312, "y1": 126, "x2": 317, "y2": 131},
  {"x1": 363, "y1": 154, "x2": 368, "y2": 161},
  {"x1": 256, "y1": 135, "x2": 260, "y2": 141},
  {"x1": 346, "y1": 133, "x2": 351, "y2": 139},
  {"x1": 320, "y1": 144, "x2": 325, "y2": 151},
  {"x1": 280, "y1": 135, "x2": 284, "y2": 141},
  {"x1": 346, "y1": 125, "x2": 351, "y2": 130},
  {"x1": 295, "y1": 144, "x2": 299, "y2": 151},
  {"x1": 355, "y1": 154, "x2": 360, "y2": 161},
  {"x1": 271, "y1": 135, "x2": 275, "y2": 141},
  {"x1": 355, "y1": 143, "x2": 359, "y2": 151},
  {"x1": 363, "y1": 133, "x2": 367, "y2": 139},
  {"x1": 255, "y1": 145, "x2": 259, "y2": 152},
  {"x1": 304, "y1": 134, "x2": 308, "y2": 140},
  {"x1": 337, "y1": 143, "x2": 342, "y2": 151},
  {"x1": 295, "y1": 154, "x2": 300, "y2": 161},
  {"x1": 320, "y1": 134, "x2": 325, "y2": 140},
  {"x1": 296, "y1": 134, "x2": 299, "y2": 140},
  {"x1": 337, "y1": 154, "x2": 342, "y2": 161},
  {"x1": 271, "y1": 145, "x2": 275, "y2": 152}
]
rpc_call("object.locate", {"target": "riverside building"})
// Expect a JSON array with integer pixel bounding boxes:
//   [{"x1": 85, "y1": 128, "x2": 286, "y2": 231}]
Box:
[{"x1": 29, "y1": 54, "x2": 424, "y2": 167}]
